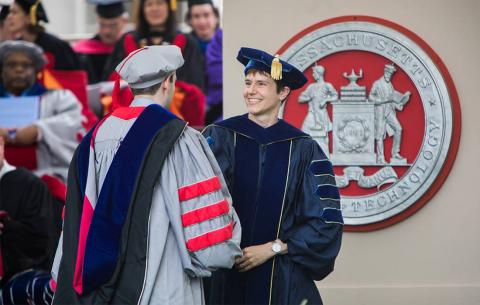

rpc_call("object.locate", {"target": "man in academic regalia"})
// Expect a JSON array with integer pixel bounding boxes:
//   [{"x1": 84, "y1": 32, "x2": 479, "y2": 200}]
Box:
[
  {"x1": 203, "y1": 47, "x2": 343, "y2": 305},
  {"x1": 74, "y1": 0, "x2": 128, "y2": 84},
  {"x1": 52, "y1": 45, "x2": 242, "y2": 305}
]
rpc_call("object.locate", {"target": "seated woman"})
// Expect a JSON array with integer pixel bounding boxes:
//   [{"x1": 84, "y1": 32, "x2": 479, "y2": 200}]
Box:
[
  {"x1": 6, "y1": 0, "x2": 79, "y2": 70},
  {"x1": 0, "y1": 40, "x2": 85, "y2": 182}
]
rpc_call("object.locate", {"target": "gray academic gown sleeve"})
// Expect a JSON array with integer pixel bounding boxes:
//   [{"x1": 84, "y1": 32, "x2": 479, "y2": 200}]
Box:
[
  {"x1": 34, "y1": 89, "x2": 84, "y2": 180},
  {"x1": 138, "y1": 127, "x2": 242, "y2": 305}
]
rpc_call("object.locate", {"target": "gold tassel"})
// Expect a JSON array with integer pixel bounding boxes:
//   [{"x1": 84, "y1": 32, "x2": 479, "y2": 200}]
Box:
[
  {"x1": 29, "y1": 0, "x2": 41, "y2": 26},
  {"x1": 271, "y1": 54, "x2": 282, "y2": 80},
  {"x1": 170, "y1": 0, "x2": 177, "y2": 11}
]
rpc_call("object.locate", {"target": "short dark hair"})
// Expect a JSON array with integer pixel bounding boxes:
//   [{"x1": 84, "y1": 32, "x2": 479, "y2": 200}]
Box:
[
  {"x1": 131, "y1": 82, "x2": 163, "y2": 96},
  {"x1": 130, "y1": 74, "x2": 174, "y2": 96},
  {"x1": 185, "y1": 3, "x2": 220, "y2": 27}
]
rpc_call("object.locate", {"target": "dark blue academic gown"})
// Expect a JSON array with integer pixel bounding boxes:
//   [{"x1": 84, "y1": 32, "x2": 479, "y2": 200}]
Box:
[{"x1": 203, "y1": 114, "x2": 343, "y2": 305}]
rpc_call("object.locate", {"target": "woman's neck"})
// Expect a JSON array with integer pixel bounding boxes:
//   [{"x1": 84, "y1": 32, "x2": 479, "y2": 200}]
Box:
[
  {"x1": 150, "y1": 25, "x2": 166, "y2": 32},
  {"x1": 15, "y1": 29, "x2": 37, "y2": 42}
]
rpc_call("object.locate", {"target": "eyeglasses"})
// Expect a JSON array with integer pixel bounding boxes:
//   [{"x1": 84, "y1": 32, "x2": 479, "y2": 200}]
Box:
[{"x1": 3, "y1": 61, "x2": 34, "y2": 70}]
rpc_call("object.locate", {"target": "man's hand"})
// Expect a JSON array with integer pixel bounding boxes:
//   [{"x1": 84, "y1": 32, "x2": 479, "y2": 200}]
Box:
[{"x1": 235, "y1": 242, "x2": 276, "y2": 272}]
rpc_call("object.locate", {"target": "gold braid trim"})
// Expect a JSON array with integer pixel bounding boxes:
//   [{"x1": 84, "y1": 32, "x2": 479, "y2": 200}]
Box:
[{"x1": 29, "y1": 0, "x2": 41, "y2": 26}]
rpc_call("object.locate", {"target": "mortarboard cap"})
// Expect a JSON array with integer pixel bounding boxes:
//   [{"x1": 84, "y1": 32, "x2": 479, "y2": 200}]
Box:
[
  {"x1": 96, "y1": 2, "x2": 124, "y2": 18},
  {"x1": 0, "y1": 40, "x2": 47, "y2": 71},
  {"x1": 87, "y1": 0, "x2": 126, "y2": 19},
  {"x1": 236, "y1": 47, "x2": 307, "y2": 90},
  {"x1": 14, "y1": 0, "x2": 48, "y2": 24},
  {"x1": 187, "y1": 0, "x2": 213, "y2": 8},
  {"x1": 115, "y1": 45, "x2": 184, "y2": 89}
]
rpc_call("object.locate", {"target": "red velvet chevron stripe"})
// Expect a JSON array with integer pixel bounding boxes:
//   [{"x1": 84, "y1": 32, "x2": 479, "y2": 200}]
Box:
[
  {"x1": 178, "y1": 176, "x2": 221, "y2": 201},
  {"x1": 186, "y1": 221, "x2": 233, "y2": 252},
  {"x1": 181, "y1": 199, "x2": 229, "y2": 227}
]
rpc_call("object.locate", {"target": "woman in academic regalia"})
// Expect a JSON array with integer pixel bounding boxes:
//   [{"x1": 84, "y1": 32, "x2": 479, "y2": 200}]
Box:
[
  {"x1": 104, "y1": 0, "x2": 205, "y2": 91},
  {"x1": 5, "y1": 0, "x2": 79, "y2": 70}
]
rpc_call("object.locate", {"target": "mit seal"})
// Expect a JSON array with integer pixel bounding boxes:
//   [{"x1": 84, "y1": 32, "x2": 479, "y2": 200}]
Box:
[{"x1": 279, "y1": 16, "x2": 461, "y2": 231}]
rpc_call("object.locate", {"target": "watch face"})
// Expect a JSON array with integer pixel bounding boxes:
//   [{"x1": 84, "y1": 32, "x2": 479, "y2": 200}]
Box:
[{"x1": 272, "y1": 242, "x2": 281, "y2": 253}]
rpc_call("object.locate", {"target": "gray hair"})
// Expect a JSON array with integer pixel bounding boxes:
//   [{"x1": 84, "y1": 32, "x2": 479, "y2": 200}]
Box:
[{"x1": 0, "y1": 40, "x2": 47, "y2": 71}]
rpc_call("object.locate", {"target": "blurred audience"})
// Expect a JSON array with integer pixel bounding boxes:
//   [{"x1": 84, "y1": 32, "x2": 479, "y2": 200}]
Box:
[
  {"x1": 75, "y1": 0, "x2": 128, "y2": 84},
  {"x1": 6, "y1": 0, "x2": 79, "y2": 70}
]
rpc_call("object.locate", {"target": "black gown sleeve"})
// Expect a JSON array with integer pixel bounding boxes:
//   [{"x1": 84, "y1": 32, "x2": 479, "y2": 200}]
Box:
[
  {"x1": 54, "y1": 40, "x2": 80, "y2": 70},
  {"x1": 35, "y1": 32, "x2": 80, "y2": 70},
  {"x1": 176, "y1": 33, "x2": 206, "y2": 93},
  {"x1": 2, "y1": 169, "x2": 53, "y2": 268},
  {"x1": 101, "y1": 34, "x2": 129, "y2": 81},
  {"x1": 284, "y1": 140, "x2": 343, "y2": 280}
]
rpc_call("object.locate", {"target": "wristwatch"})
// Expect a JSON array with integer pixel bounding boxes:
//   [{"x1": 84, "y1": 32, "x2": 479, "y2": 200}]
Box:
[
  {"x1": 7, "y1": 129, "x2": 16, "y2": 141},
  {"x1": 271, "y1": 240, "x2": 282, "y2": 255}
]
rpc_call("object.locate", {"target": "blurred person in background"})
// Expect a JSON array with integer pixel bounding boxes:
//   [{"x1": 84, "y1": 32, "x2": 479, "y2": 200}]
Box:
[
  {"x1": 0, "y1": 40, "x2": 84, "y2": 182},
  {"x1": 185, "y1": 0, "x2": 219, "y2": 55},
  {"x1": 74, "y1": 0, "x2": 128, "y2": 84},
  {"x1": 0, "y1": 136, "x2": 57, "y2": 305},
  {"x1": 6, "y1": 0, "x2": 79, "y2": 70},
  {"x1": 104, "y1": 0, "x2": 204, "y2": 91},
  {"x1": 185, "y1": 0, "x2": 221, "y2": 124}
]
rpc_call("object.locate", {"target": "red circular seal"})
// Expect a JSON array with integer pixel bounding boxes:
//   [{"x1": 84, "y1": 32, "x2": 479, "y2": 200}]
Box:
[{"x1": 277, "y1": 16, "x2": 461, "y2": 231}]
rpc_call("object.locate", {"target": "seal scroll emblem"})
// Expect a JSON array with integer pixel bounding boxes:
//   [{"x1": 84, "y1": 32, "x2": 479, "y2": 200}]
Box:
[{"x1": 278, "y1": 16, "x2": 461, "y2": 231}]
